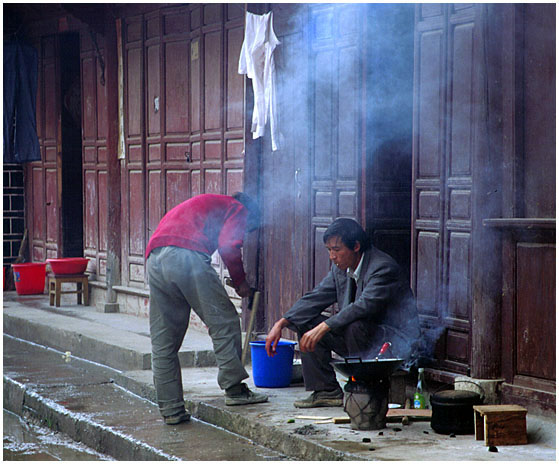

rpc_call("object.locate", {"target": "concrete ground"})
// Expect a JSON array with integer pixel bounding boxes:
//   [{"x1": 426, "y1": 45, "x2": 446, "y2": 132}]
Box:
[{"x1": 3, "y1": 291, "x2": 557, "y2": 461}]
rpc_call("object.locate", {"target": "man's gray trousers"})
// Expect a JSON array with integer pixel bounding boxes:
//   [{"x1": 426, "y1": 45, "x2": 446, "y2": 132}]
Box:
[{"x1": 147, "y1": 246, "x2": 248, "y2": 417}]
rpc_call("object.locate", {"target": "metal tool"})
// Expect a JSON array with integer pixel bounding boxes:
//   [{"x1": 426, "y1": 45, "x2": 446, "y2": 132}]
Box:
[
  {"x1": 225, "y1": 277, "x2": 261, "y2": 366},
  {"x1": 241, "y1": 290, "x2": 260, "y2": 366}
]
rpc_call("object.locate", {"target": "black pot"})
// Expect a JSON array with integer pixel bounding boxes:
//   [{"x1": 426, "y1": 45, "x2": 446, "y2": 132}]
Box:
[{"x1": 430, "y1": 389, "x2": 482, "y2": 435}]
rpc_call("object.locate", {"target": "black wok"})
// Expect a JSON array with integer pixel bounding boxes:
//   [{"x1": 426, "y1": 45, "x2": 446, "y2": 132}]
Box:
[{"x1": 331, "y1": 356, "x2": 403, "y2": 382}]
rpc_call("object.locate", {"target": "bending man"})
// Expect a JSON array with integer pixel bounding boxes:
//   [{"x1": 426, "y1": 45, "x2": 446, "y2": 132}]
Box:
[{"x1": 146, "y1": 193, "x2": 268, "y2": 425}]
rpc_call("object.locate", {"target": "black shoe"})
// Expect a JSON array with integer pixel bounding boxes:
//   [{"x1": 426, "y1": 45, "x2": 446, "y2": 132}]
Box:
[
  {"x1": 293, "y1": 388, "x2": 343, "y2": 408},
  {"x1": 225, "y1": 383, "x2": 268, "y2": 406},
  {"x1": 164, "y1": 410, "x2": 191, "y2": 425}
]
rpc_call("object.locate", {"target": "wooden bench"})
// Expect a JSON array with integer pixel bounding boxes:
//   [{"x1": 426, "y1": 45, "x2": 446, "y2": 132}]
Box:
[
  {"x1": 473, "y1": 405, "x2": 527, "y2": 446},
  {"x1": 48, "y1": 274, "x2": 89, "y2": 307}
]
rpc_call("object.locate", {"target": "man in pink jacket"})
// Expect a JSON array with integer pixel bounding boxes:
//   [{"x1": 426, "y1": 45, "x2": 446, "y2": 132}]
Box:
[{"x1": 146, "y1": 193, "x2": 268, "y2": 425}]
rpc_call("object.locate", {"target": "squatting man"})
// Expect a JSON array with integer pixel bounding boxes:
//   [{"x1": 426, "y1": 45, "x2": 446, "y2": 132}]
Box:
[{"x1": 266, "y1": 218, "x2": 422, "y2": 408}]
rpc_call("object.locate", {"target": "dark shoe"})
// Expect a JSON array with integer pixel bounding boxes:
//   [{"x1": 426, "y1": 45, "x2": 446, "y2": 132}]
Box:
[
  {"x1": 164, "y1": 410, "x2": 191, "y2": 425},
  {"x1": 293, "y1": 389, "x2": 343, "y2": 408},
  {"x1": 225, "y1": 383, "x2": 269, "y2": 406}
]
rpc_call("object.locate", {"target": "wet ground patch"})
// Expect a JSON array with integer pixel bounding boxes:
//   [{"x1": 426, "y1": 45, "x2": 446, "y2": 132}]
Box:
[{"x1": 3, "y1": 409, "x2": 111, "y2": 461}]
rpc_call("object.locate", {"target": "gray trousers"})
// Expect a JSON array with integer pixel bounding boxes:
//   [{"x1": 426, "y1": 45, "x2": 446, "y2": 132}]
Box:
[
  {"x1": 295, "y1": 315, "x2": 408, "y2": 392},
  {"x1": 147, "y1": 246, "x2": 248, "y2": 417}
]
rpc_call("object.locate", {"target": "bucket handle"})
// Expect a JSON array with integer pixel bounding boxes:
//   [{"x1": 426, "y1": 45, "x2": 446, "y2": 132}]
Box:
[{"x1": 433, "y1": 379, "x2": 485, "y2": 402}]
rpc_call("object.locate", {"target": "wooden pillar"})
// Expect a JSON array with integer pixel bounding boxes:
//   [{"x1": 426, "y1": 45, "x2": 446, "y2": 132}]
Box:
[
  {"x1": 470, "y1": 4, "x2": 504, "y2": 379},
  {"x1": 103, "y1": 9, "x2": 122, "y2": 311},
  {"x1": 241, "y1": 3, "x2": 267, "y2": 331}
]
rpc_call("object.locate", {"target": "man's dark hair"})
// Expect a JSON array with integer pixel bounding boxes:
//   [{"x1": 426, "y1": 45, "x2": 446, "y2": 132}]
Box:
[
  {"x1": 323, "y1": 217, "x2": 370, "y2": 251},
  {"x1": 232, "y1": 192, "x2": 260, "y2": 232}
]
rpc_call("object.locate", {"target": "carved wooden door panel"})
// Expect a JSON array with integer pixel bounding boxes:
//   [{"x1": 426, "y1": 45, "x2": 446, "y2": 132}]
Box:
[
  {"x1": 81, "y1": 30, "x2": 108, "y2": 277},
  {"x1": 27, "y1": 37, "x2": 48, "y2": 262},
  {"x1": 309, "y1": 4, "x2": 363, "y2": 287},
  {"x1": 27, "y1": 36, "x2": 60, "y2": 262},
  {"x1": 121, "y1": 13, "x2": 146, "y2": 287},
  {"x1": 262, "y1": 4, "x2": 365, "y2": 329},
  {"x1": 187, "y1": 4, "x2": 246, "y2": 283},
  {"x1": 412, "y1": 4, "x2": 477, "y2": 374}
]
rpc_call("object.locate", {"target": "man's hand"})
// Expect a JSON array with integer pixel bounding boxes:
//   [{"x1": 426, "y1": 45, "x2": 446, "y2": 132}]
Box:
[
  {"x1": 299, "y1": 322, "x2": 331, "y2": 353},
  {"x1": 235, "y1": 280, "x2": 252, "y2": 298},
  {"x1": 265, "y1": 318, "x2": 289, "y2": 357}
]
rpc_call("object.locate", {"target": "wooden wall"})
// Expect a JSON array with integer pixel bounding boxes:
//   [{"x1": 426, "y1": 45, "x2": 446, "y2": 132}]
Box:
[
  {"x1": 120, "y1": 4, "x2": 246, "y2": 287},
  {"x1": 486, "y1": 3, "x2": 555, "y2": 412},
  {"x1": 16, "y1": 2, "x2": 555, "y2": 412},
  {"x1": 24, "y1": 3, "x2": 246, "y2": 290},
  {"x1": 412, "y1": 3, "x2": 555, "y2": 411}
]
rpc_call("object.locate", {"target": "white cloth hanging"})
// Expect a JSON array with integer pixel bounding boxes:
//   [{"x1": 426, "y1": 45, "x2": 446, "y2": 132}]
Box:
[{"x1": 238, "y1": 11, "x2": 280, "y2": 151}]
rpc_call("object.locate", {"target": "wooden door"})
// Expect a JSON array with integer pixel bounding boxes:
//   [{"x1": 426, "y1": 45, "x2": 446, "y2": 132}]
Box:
[
  {"x1": 27, "y1": 35, "x2": 60, "y2": 262},
  {"x1": 309, "y1": 3, "x2": 363, "y2": 284},
  {"x1": 188, "y1": 4, "x2": 246, "y2": 283},
  {"x1": 496, "y1": 4, "x2": 556, "y2": 408},
  {"x1": 412, "y1": 4, "x2": 478, "y2": 374},
  {"x1": 260, "y1": 4, "x2": 365, "y2": 330},
  {"x1": 81, "y1": 29, "x2": 108, "y2": 276},
  {"x1": 121, "y1": 12, "x2": 145, "y2": 287},
  {"x1": 121, "y1": 4, "x2": 245, "y2": 287}
]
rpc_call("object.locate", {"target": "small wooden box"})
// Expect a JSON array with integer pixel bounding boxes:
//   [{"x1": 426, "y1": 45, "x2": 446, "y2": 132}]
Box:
[{"x1": 473, "y1": 405, "x2": 527, "y2": 446}]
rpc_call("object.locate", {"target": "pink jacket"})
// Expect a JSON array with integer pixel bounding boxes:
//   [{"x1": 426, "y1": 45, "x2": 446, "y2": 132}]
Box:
[{"x1": 146, "y1": 194, "x2": 248, "y2": 287}]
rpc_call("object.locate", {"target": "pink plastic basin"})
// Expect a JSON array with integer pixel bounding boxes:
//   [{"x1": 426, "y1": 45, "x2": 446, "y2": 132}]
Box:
[
  {"x1": 47, "y1": 258, "x2": 89, "y2": 276},
  {"x1": 12, "y1": 263, "x2": 47, "y2": 295}
]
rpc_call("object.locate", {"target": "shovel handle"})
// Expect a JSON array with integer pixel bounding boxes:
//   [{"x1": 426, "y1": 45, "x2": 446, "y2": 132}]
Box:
[{"x1": 241, "y1": 290, "x2": 260, "y2": 366}]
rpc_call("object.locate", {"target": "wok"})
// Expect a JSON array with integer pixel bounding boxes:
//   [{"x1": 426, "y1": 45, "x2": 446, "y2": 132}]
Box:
[{"x1": 331, "y1": 356, "x2": 403, "y2": 382}]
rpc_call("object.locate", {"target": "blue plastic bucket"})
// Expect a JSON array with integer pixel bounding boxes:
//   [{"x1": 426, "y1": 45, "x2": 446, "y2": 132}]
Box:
[{"x1": 250, "y1": 340, "x2": 297, "y2": 388}]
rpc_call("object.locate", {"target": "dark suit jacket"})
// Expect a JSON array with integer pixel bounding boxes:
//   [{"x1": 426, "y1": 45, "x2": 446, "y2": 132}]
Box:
[{"x1": 283, "y1": 245, "x2": 421, "y2": 345}]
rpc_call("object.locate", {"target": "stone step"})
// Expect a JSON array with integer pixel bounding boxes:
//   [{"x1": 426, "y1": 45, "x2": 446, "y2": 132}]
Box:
[{"x1": 3, "y1": 296, "x2": 215, "y2": 371}]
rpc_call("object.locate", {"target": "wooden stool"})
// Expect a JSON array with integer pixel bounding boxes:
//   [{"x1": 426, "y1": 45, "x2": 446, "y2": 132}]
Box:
[
  {"x1": 473, "y1": 405, "x2": 528, "y2": 446},
  {"x1": 48, "y1": 274, "x2": 89, "y2": 307}
]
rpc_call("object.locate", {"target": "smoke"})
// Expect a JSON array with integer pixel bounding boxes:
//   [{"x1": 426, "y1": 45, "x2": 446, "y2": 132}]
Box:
[
  {"x1": 256, "y1": 4, "x2": 417, "y2": 223},
  {"x1": 256, "y1": 4, "x2": 458, "y2": 365}
]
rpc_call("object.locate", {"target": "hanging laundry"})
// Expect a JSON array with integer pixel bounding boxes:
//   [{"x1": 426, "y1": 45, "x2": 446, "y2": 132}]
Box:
[
  {"x1": 238, "y1": 11, "x2": 280, "y2": 151},
  {"x1": 3, "y1": 41, "x2": 41, "y2": 163}
]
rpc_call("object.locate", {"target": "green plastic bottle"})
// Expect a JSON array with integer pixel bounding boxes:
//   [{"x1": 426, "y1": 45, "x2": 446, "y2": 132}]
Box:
[{"x1": 413, "y1": 367, "x2": 426, "y2": 409}]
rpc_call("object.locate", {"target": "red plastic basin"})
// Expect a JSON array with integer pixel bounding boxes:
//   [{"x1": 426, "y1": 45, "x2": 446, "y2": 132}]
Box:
[
  {"x1": 47, "y1": 258, "x2": 89, "y2": 276},
  {"x1": 12, "y1": 263, "x2": 47, "y2": 295}
]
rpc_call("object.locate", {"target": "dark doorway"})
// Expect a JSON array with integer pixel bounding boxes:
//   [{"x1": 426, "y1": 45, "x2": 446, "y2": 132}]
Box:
[
  {"x1": 365, "y1": 4, "x2": 415, "y2": 281},
  {"x1": 59, "y1": 33, "x2": 83, "y2": 257}
]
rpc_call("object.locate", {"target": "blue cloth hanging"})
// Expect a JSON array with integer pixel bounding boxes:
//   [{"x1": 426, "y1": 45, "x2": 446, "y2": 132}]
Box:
[{"x1": 3, "y1": 41, "x2": 41, "y2": 163}]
